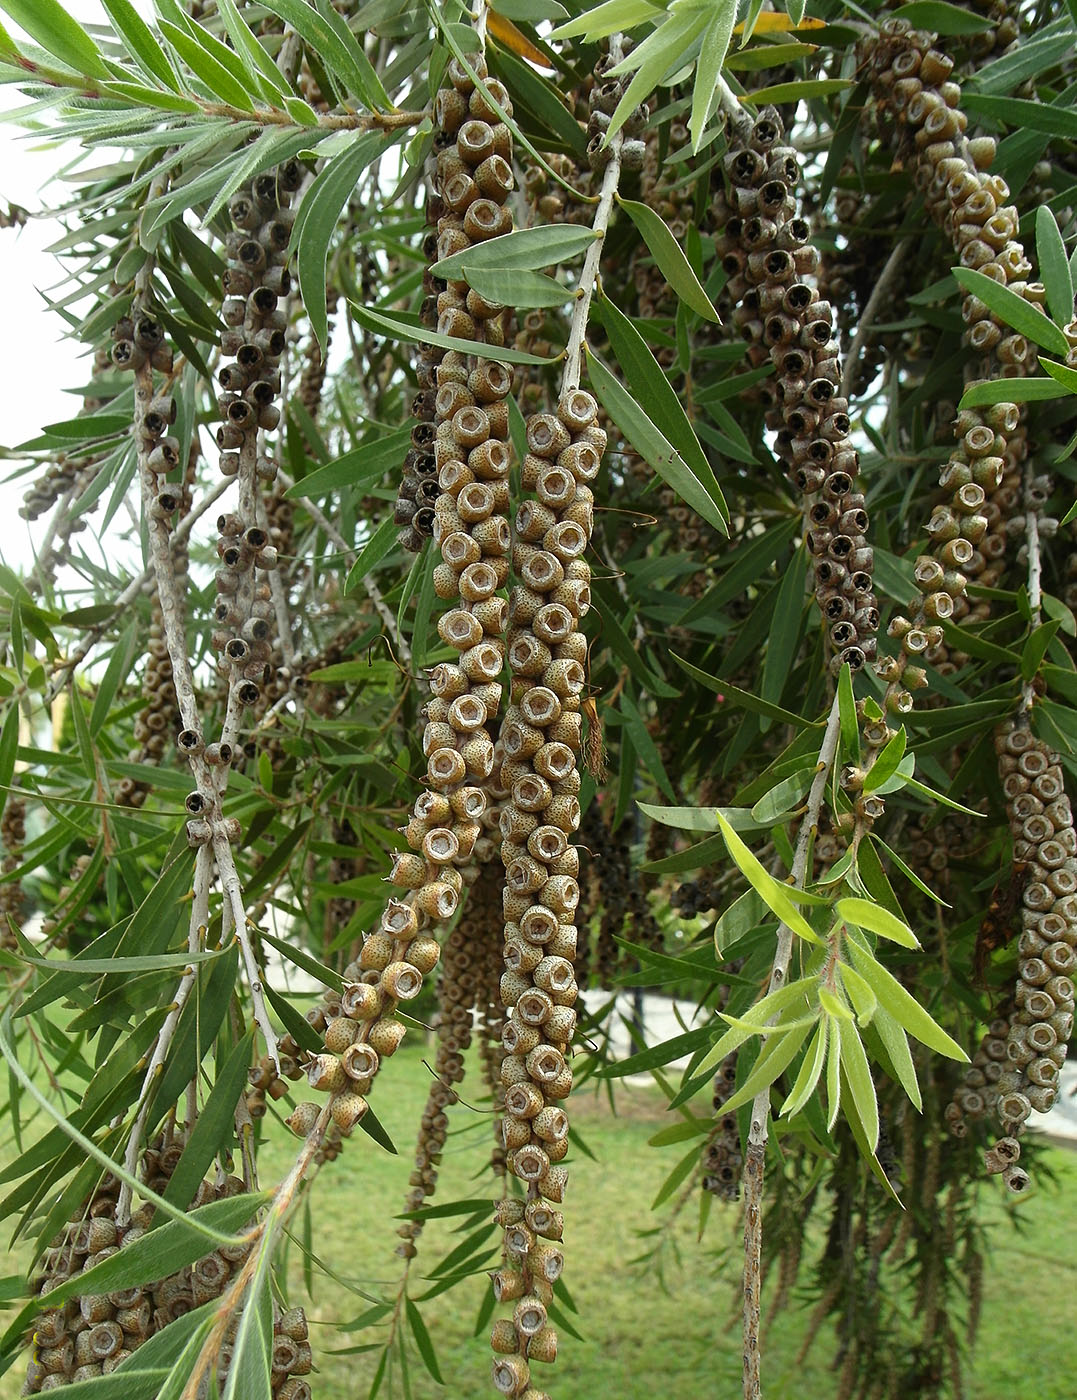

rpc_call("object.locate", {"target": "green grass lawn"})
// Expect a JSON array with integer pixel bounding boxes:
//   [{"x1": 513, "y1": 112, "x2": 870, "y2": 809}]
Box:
[{"x1": 3, "y1": 1041, "x2": 1076, "y2": 1398}]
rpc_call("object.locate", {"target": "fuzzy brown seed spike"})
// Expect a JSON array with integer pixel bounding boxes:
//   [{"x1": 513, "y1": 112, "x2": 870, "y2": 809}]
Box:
[
  {"x1": 715, "y1": 109, "x2": 879, "y2": 683},
  {"x1": 860, "y1": 25, "x2": 1035, "y2": 708},
  {"x1": 990, "y1": 724, "x2": 1077, "y2": 1136}
]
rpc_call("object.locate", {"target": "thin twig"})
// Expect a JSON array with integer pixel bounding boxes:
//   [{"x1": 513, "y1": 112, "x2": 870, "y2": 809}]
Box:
[
  {"x1": 117, "y1": 843, "x2": 212, "y2": 1223},
  {"x1": 275, "y1": 466, "x2": 409, "y2": 663},
  {"x1": 839, "y1": 238, "x2": 910, "y2": 401},
  {"x1": 742, "y1": 691, "x2": 843, "y2": 1400},
  {"x1": 561, "y1": 109, "x2": 623, "y2": 397}
]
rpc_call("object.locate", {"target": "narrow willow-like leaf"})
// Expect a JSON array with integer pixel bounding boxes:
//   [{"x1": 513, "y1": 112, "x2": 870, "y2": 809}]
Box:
[
  {"x1": 837, "y1": 897, "x2": 919, "y2": 949},
  {"x1": 618, "y1": 196, "x2": 719, "y2": 320},
  {"x1": 431, "y1": 224, "x2": 596, "y2": 280},
  {"x1": 953, "y1": 267, "x2": 1070, "y2": 356},
  {"x1": 0, "y1": 0, "x2": 112, "y2": 77},
  {"x1": 352, "y1": 302, "x2": 556, "y2": 365},
  {"x1": 102, "y1": 0, "x2": 179, "y2": 88},
  {"x1": 295, "y1": 132, "x2": 389, "y2": 350},
  {"x1": 690, "y1": 0, "x2": 736, "y2": 151},
  {"x1": 780, "y1": 1018, "x2": 827, "y2": 1119},
  {"x1": 847, "y1": 938, "x2": 968, "y2": 1061},
  {"x1": 551, "y1": 0, "x2": 663, "y2": 40}
]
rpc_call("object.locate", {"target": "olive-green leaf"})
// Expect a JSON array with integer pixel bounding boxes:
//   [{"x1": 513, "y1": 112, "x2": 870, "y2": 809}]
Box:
[
  {"x1": 295, "y1": 132, "x2": 388, "y2": 350},
  {"x1": 780, "y1": 1018, "x2": 827, "y2": 1118},
  {"x1": 741, "y1": 78, "x2": 853, "y2": 104},
  {"x1": 837, "y1": 1015, "x2": 879, "y2": 1151},
  {"x1": 847, "y1": 939, "x2": 968, "y2": 1061},
  {"x1": 102, "y1": 0, "x2": 179, "y2": 89},
  {"x1": 690, "y1": 1, "x2": 736, "y2": 152},
  {"x1": 431, "y1": 224, "x2": 596, "y2": 281},
  {"x1": 618, "y1": 196, "x2": 719, "y2": 321},
  {"x1": 1036, "y1": 205, "x2": 1074, "y2": 327},
  {"x1": 719, "y1": 1015, "x2": 814, "y2": 1116},
  {"x1": 460, "y1": 265, "x2": 572, "y2": 308},
  {"x1": 954, "y1": 267, "x2": 1070, "y2": 356},
  {"x1": 407, "y1": 1298, "x2": 445, "y2": 1384},
  {"x1": 551, "y1": 0, "x2": 664, "y2": 41},
  {"x1": 837, "y1": 897, "x2": 919, "y2": 950},
  {"x1": 287, "y1": 426, "x2": 412, "y2": 499},
  {"x1": 958, "y1": 377, "x2": 1065, "y2": 409},
  {"x1": 352, "y1": 303, "x2": 556, "y2": 365},
  {"x1": 344, "y1": 516, "x2": 400, "y2": 593},
  {"x1": 892, "y1": 1, "x2": 994, "y2": 33},
  {"x1": 0, "y1": 0, "x2": 111, "y2": 77},
  {"x1": 159, "y1": 20, "x2": 256, "y2": 109},
  {"x1": 716, "y1": 813, "x2": 825, "y2": 941}
]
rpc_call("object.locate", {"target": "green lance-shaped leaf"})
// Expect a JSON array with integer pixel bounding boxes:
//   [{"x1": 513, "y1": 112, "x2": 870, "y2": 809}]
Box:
[
  {"x1": 953, "y1": 267, "x2": 1070, "y2": 357},
  {"x1": 214, "y1": 0, "x2": 294, "y2": 103},
  {"x1": 295, "y1": 131, "x2": 390, "y2": 350},
  {"x1": 604, "y1": 7, "x2": 711, "y2": 143},
  {"x1": 551, "y1": 0, "x2": 664, "y2": 41},
  {"x1": 837, "y1": 958, "x2": 877, "y2": 1027},
  {"x1": 344, "y1": 515, "x2": 401, "y2": 593},
  {"x1": 270, "y1": 0, "x2": 390, "y2": 110},
  {"x1": 352, "y1": 303, "x2": 555, "y2": 366},
  {"x1": 158, "y1": 1029, "x2": 255, "y2": 1216},
  {"x1": 957, "y1": 376, "x2": 1066, "y2": 410},
  {"x1": 287, "y1": 425, "x2": 413, "y2": 498},
  {"x1": 718, "y1": 1013, "x2": 815, "y2": 1116},
  {"x1": 780, "y1": 1017, "x2": 828, "y2": 1119},
  {"x1": 742, "y1": 77, "x2": 853, "y2": 104},
  {"x1": 618, "y1": 196, "x2": 719, "y2": 321},
  {"x1": 591, "y1": 296, "x2": 727, "y2": 521},
  {"x1": 825, "y1": 1014, "x2": 842, "y2": 1130},
  {"x1": 862, "y1": 725, "x2": 907, "y2": 793},
  {"x1": 158, "y1": 21, "x2": 257, "y2": 110},
  {"x1": 0, "y1": 0, "x2": 112, "y2": 77},
  {"x1": 963, "y1": 92, "x2": 1077, "y2": 140},
  {"x1": 837, "y1": 1014, "x2": 880, "y2": 1152},
  {"x1": 102, "y1": 0, "x2": 179, "y2": 89},
  {"x1": 1036, "y1": 205, "x2": 1074, "y2": 326},
  {"x1": 868, "y1": 1002, "x2": 923, "y2": 1111},
  {"x1": 715, "y1": 812, "x2": 824, "y2": 943},
  {"x1": 223, "y1": 1243, "x2": 274, "y2": 1400},
  {"x1": 836, "y1": 896, "x2": 919, "y2": 949},
  {"x1": 892, "y1": 0, "x2": 995, "y2": 32},
  {"x1": 847, "y1": 938, "x2": 968, "y2": 1061},
  {"x1": 430, "y1": 224, "x2": 597, "y2": 280},
  {"x1": 690, "y1": 0, "x2": 736, "y2": 152},
  {"x1": 407, "y1": 1297, "x2": 446, "y2": 1383},
  {"x1": 691, "y1": 978, "x2": 814, "y2": 1081},
  {"x1": 460, "y1": 265, "x2": 571, "y2": 309}
]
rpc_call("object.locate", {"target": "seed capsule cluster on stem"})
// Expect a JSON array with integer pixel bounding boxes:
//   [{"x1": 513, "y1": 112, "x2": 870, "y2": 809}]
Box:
[
  {"x1": 989, "y1": 726, "x2": 1077, "y2": 1136},
  {"x1": 861, "y1": 24, "x2": 1044, "y2": 710},
  {"x1": 25, "y1": 1131, "x2": 254, "y2": 1393},
  {"x1": 714, "y1": 108, "x2": 878, "y2": 678}
]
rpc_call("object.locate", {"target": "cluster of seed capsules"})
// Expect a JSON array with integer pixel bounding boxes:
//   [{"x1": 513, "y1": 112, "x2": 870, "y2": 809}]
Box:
[
  {"x1": 860, "y1": 26, "x2": 1045, "y2": 706},
  {"x1": 702, "y1": 1052, "x2": 743, "y2": 1200},
  {"x1": 394, "y1": 54, "x2": 517, "y2": 552},
  {"x1": 25, "y1": 1135, "x2": 253, "y2": 1392},
  {"x1": 0, "y1": 797, "x2": 25, "y2": 951},
  {"x1": 486, "y1": 391, "x2": 604, "y2": 1398},
  {"x1": 396, "y1": 862, "x2": 504, "y2": 1259},
  {"x1": 115, "y1": 606, "x2": 178, "y2": 810},
  {"x1": 714, "y1": 110, "x2": 879, "y2": 678},
  {"x1": 946, "y1": 1014, "x2": 1011, "y2": 1134},
  {"x1": 990, "y1": 726, "x2": 1077, "y2": 1133}
]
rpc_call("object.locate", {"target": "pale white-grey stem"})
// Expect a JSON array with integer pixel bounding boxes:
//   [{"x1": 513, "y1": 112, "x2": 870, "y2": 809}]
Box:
[
  {"x1": 839, "y1": 238, "x2": 911, "y2": 401},
  {"x1": 741, "y1": 689, "x2": 843, "y2": 1400},
  {"x1": 116, "y1": 842, "x2": 212, "y2": 1223},
  {"x1": 213, "y1": 831, "x2": 280, "y2": 1068},
  {"x1": 275, "y1": 466, "x2": 410, "y2": 662}
]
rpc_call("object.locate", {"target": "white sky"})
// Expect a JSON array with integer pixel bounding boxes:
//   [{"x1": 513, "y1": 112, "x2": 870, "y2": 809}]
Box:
[{"x1": 0, "y1": 2, "x2": 154, "y2": 576}]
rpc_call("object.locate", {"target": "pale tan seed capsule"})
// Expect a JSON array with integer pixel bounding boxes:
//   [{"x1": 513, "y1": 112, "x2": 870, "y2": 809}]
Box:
[
  {"x1": 390, "y1": 853, "x2": 426, "y2": 889},
  {"x1": 491, "y1": 1319, "x2": 521, "y2": 1354},
  {"x1": 505, "y1": 1081, "x2": 545, "y2": 1118},
  {"x1": 406, "y1": 936, "x2": 442, "y2": 975},
  {"x1": 307, "y1": 1054, "x2": 346, "y2": 1093},
  {"x1": 532, "y1": 1106, "x2": 569, "y2": 1143},
  {"x1": 492, "y1": 1269, "x2": 525, "y2": 1303},
  {"x1": 368, "y1": 1018, "x2": 408, "y2": 1056},
  {"x1": 324, "y1": 1016, "x2": 361, "y2": 1054},
  {"x1": 341, "y1": 982, "x2": 383, "y2": 1019},
  {"x1": 503, "y1": 1116, "x2": 532, "y2": 1150},
  {"x1": 342, "y1": 1042, "x2": 380, "y2": 1080},
  {"x1": 287, "y1": 1102, "x2": 321, "y2": 1136},
  {"x1": 332, "y1": 1092, "x2": 369, "y2": 1132},
  {"x1": 527, "y1": 1325, "x2": 558, "y2": 1363},
  {"x1": 382, "y1": 961, "x2": 425, "y2": 999},
  {"x1": 495, "y1": 1198, "x2": 526, "y2": 1226},
  {"x1": 360, "y1": 933, "x2": 394, "y2": 971}
]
